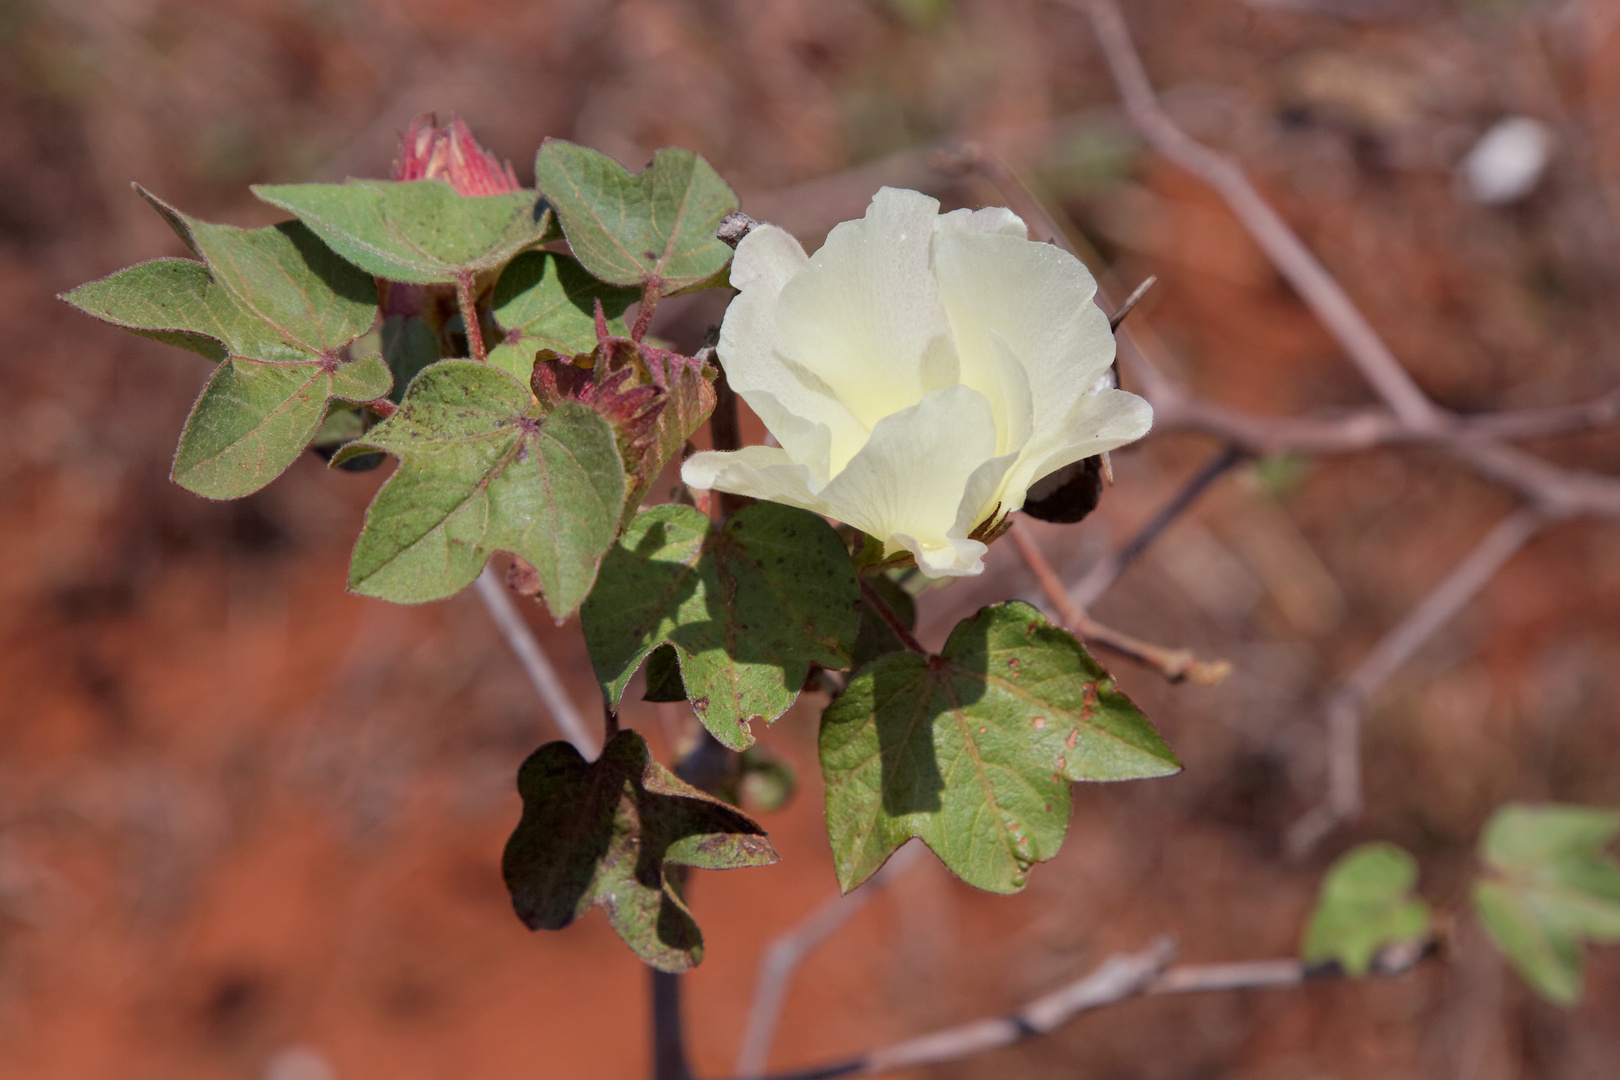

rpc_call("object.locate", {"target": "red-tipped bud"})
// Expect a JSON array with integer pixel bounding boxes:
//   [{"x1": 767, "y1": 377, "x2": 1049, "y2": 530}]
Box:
[{"x1": 393, "y1": 114, "x2": 521, "y2": 196}]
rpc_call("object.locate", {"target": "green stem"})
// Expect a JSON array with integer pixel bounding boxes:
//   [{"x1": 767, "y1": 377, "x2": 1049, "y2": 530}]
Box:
[{"x1": 455, "y1": 269, "x2": 486, "y2": 363}]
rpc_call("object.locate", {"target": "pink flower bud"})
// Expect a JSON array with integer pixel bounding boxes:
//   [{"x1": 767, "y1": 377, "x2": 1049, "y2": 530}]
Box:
[{"x1": 392, "y1": 114, "x2": 521, "y2": 196}]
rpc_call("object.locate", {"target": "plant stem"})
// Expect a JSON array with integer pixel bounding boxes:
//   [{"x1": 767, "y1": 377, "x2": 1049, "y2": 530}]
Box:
[
  {"x1": 652, "y1": 969, "x2": 693, "y2": 1080},
  {"x1": 455, "y1": 269, "x2": 487, "y2": 362},
  {"x1": 859, "y1": 578, "x2": 926, "y2": 656}
]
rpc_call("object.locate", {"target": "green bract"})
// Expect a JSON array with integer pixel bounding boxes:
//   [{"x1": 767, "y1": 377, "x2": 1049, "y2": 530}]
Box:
[{"x1": 820, "y1": 602, "x2": 1180, "y2": 894}]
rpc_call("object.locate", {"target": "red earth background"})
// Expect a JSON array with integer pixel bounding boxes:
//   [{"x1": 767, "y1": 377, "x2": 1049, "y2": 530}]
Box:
[{"x1": 2, "y1": 0, "x2": 1619, "y2": 1077}]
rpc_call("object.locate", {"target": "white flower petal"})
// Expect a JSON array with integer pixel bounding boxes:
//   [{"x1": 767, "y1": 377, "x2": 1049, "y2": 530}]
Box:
[
  {"x1": 772, "y1": 188, "x2": 958, "y2": 430},
  {"x1": 720, "y1": 229, "x2": 870, "y2": 482},
  {"x1": 681, "y1": 445, "x2": 832, "y2": 518},
  {"x1": 933, "y1": 228, "x2": 1115, "y2": 433},
  {"x1": 730, "y1": 223, "x2": 809, "y2": 292},
  {"x1": 937, "y1": 205, "x2": 1028, "y2": 238},
  {"x1": 702, "y1": 188, "x2": 1152, "y2": 568},
  {"x1": 1000, "y1": 388, "x2": 1154, "y2": 511},
  {"x1": 815, "y1": 384, "x2": 1001, "y2": 577}
]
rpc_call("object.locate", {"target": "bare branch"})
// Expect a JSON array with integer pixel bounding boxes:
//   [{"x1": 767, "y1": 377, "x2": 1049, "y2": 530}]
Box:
[
  {"x1": 1070, "y1": 444, "x2": 1248, "y2": 607},
  {"x1": 755, "y1": 936, "x2": 1432, "y2": 1080},
  {"x1": 1071, "y1": 0, "x2": 1443, "y2": 430},
  {"x1": 1286, "y1": 508, "x2": 1546, "y2": 853},
  {"x1": 1108, "y1": 274, "x2": 1158, "y2": 331},
  {"x1": 473, "y1": 567, "x2": 599, "y2": 758},
  {"x1": 1009, "y1": 518, "x2": 1232, "y2": 685},
  {"x1": 735, "y1": 842, "x2": 927, "y2": 1079}
]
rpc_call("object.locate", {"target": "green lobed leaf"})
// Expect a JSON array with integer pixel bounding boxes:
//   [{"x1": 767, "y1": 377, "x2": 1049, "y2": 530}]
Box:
[
  {"x1": 582, "y1": 502, "x2": 861, "y2": 750},
  {"x1": 533, "y1": 140, "x2": 738, "y2": 292},
  {"x1": 820, "y1": 602, "x2": 1180, "y2": 894},
  {"x1": 61, "y1": 190, "x2": 388, "y2": 499},
  {"x1": 487, "y1": 250, "x2": 639, "y2": 384},
  {"x1": 61, "y1": 258, "x2": 231, "y2": 362},
  {"x1": 176, "y1": 355, "x2": 391, "y2": 499},
  {"x1": 252, "y1": 179, "x2": 554, "y2": 284},
  {"x1": 142, "y1": 187, "x2": 380, "y2": 355},
  {"x1": 502, "y1": 730, "x2": 778, "y2": 972},
  {"x1": 1472, "y1": 802, "x2": 1620, "y2": 1005},
  {"x1": 1301, "y1": 842, "x2": 1432, "y2": 976},
  {"x1": 338, "y1": 361, "x2": 625, "y2": 619}
]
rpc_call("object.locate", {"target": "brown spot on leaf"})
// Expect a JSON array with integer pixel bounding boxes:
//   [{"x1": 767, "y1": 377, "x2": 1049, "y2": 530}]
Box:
[
  {"x1": 1031, "y1": 716, "x2": 1046, "y2": 729},
  {"x1": 1066, "y1": 728, "x2": 1079, "y2": 749}
]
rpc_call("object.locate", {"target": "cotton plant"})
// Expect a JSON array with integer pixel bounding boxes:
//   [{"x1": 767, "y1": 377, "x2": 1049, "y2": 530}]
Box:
[{"x1": 62, "y1": 118, "x2": 1179, "y2": 972}]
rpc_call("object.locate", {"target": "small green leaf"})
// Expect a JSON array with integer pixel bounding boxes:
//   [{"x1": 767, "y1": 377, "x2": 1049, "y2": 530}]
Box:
[
  {"x1": 1302, "y1": 842, "x2": 1432, "y2": 975},
  {"x1": 252, "y1": 179, "x2": 554, "y2": 283},
  {"x1": 533, "y1": 140, "x2": 738, "y2": 292},
  {"x1": 582, "y1": 503, "x2": 861, "y2": 750},
  {"x1": 1473, "y1": 802, "x2": 1620, "y2": 1005},
  {"x1": 340, "y1": 361, "x2": 625, "y2": 619},
  {"x1": 820, "y1": 602, "x2": 1180, "y2": 894},
  {"x1": 502, "y1": 730, "x2": 778, "y2": 972},
  {"x1": 175, "y1": 355, "x2": 391, "y2": 499},
  {"x1": 488, "y1": 250, "x2": 639, "y2": 382}
]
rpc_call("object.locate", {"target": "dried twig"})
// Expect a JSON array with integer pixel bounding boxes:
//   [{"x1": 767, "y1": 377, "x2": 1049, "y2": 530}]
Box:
[
  {"x1": 1032, "y1": 0, "x2": 1620, "y2": 851},
  {"x1": 734, "y1": 842, "x2": 927, "y2": 1079},
  {"x1": 1286, "y1": 508, "x2": 1547, "y2": 854},
  {"x1": 754, "y1": 935, "x2": 1430, "y2": 1080},
  {"x1": 1070, "y1": 444, "x2": 1248, "y2": 607},
  {"x1": 1009, "y1": 518, "x2": 1232, "y2": 685},
  {"x1": 473, "y1": 567, "x2": 598, "y2": 758},
  {"x1": 1107, "y1": 274, "x2": 1157, "y2": 331},
  {"x1": 1071, "y1": 0, "x2": 1440, "y2": 430}
]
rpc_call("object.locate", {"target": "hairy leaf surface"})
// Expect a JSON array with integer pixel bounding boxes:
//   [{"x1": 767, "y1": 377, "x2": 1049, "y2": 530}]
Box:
[
  {"x1": 488, "y1": 250, "x2": 639, "y2": 383},
  {"x1": 339, "y1": 361, "x2": 624, "y2": 618},
  {"x1": 820, "y1": 602, "x2": 1180, "y2": 894},
  {"x1": 60, "y1": 191, "x2": 385, "y2": 498},
  {"x1": 503, "y1": 730, "x2": 778, "y2": 972},
  {"x1": 533, "y1": 140, "x2": 737, "y2": 292},
  {"x1": 253, "y1": 179, "x2": 553, "y2": 283},
  {"x1": 583, "y1": 503, "x2": 860, "y2": 749}
]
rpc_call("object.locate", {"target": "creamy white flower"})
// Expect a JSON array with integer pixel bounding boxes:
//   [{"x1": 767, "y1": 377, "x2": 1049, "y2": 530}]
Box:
[{"x1": 681, "y1": 187, "x2": 1152, "y2": 577}]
